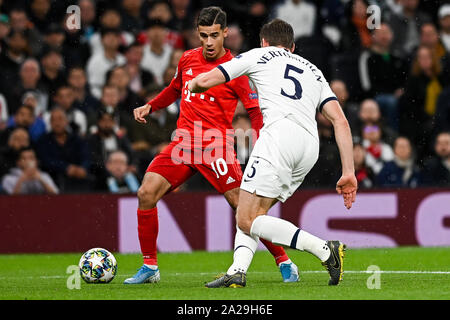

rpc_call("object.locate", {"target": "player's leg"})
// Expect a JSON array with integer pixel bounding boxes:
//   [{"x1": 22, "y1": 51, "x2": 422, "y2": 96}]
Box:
[
  {"x1": 124, "y1": 171, "x2": 170, "y2": 284},
  {"x1": 223, "y1": 187, "x2": 298, "y2": 282},
  {"x1": 124, "y1": 143, "x2": 196, "y2": 284},
  {"x1": 240, "y1": 188, "x2": 345, "y2": 285},
  {"x1": 205, "y1": 191, "x2": 275, "y2": 288}
]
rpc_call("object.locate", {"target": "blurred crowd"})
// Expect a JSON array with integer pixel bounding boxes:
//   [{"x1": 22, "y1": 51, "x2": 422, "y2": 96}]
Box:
[{"x1": 0, "y1": 0, "x2": 449, "y2": 195}]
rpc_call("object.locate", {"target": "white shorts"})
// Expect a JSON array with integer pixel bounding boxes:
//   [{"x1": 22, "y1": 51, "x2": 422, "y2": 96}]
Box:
[{"x1": 241, "y1": 117, "x2": 319, "y2": 202}]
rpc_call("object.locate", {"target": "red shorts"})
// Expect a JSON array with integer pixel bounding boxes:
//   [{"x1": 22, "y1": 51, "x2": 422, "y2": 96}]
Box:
[{"x1": 146, "y1": 140, "x2": 242, "y2": 194}]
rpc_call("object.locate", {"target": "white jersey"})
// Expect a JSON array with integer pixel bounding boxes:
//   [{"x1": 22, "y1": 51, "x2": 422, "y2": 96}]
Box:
[{"x1": 218, "y1": 46, "x2": 337, "y2": 141}]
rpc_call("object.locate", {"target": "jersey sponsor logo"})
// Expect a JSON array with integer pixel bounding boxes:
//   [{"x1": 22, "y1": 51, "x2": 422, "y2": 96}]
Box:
[{"x1": 186, "y1": 68, "x2": 193, "y2": 76}]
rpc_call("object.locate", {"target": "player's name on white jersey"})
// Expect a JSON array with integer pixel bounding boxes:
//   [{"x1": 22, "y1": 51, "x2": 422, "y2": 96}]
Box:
[{"x1": 256, "y1": 48, "x2": 323, "y2": 82}]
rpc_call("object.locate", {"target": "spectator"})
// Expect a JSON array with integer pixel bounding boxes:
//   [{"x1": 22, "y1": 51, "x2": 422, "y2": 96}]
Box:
[
  {"x1": 330, "y1": 79, "x2": 359, "y2": 131},
  {"x1": 5, "y1": 104, "x2": 46, "y2": 143},
  {"x1": 145, "y1": 0, "x2": 184, "y2": 49},
  {"x1": 8, "y1": 7, "x2": 43, "y2": 57},
  {"x1": 146, "y1": 0, "x2": 172, "y2": 25},
  {"x1": 238, "y1": 1, "x2": 270, "y2": 49},
  {"x1": 127, "y1": 84, "x2": 177, "y2": 175},
  {"x1": 6, "y1": 58, "x2": 48, "y2": 116},
  {"x1": 88, "y1": 8, "x2": 134, "y2": 56},
  {"x1": 421, "y1": 131, "x2": 450, "y2": 187},
  {"x1": 359, "y1": 23, "x2": 407, "y2": 130},
  {"x1": 439, "y1": 4, "x2": 450, "y2": 53},
  {"x1": 362, "y1": 123, "x2": 395, "y2": 175},
  {"x1": 340, "y1": 0, "x2": 372, "y2": 52},
  {"x1": 87, "y1": 107, "x2": 135, "y2": 190},
  {"x1": 272, "y1": 0, "x2": 317, "y2": 40},
  {"x1": 224, "y1": 24, "x2": 246, "y2": 56},
  {"x1": 183, "y1": 27, "x2": 201, "y2": 50},
  {"x1": 43, "y1": 85, "x2": 87, "y2": 136},
  {"x1": 39, "y1": 47, "x2": 66, "y2": 102},
  {"x1": 399, "y1": 46, "x2": 444, "y2": 161},
  {"x1": 36, "y1": 108, "x2": 91, "y2": 193},
  {"x1": 0, "y1": 29, "x2": 29, "y2": 90},
  {"x1": 124, "y1": 41, "x2": 156, "y2": 97},
  {"x1": 27, "y1": 0, "x2": 53, "y2": 34},
  {"x1": 419, "y1": 23, "x2": 446, "y2": 62},
  {"x1": 141, "y1": 19, "x2": 174, "y2": 85},
  {"x1": 86, "y1": 28, "x2": 127, "y2": 99},
  {"x1": 78, "y1": 0, "x2": 97, "y2": 42},
  {"x1": 1, "y1": 146, "x2": 59, "y2": 195},
  {"x1": 354, "y1": 99, "x2": 397, "y2": 146},
  {"x1": 0, "y1": 127, "x2": 30, "y2": 178},
  {"x1": 90, "y1": 85, "x2": 126, "y2": 134},
  {"x1": 387, "y1": 0, "x2": 431, "y2": 58},
  {"x1": 353, "y1": 142, "x2": 375, "y2": 189},
  {"x1": 120, "y1": 0, "x2": 144, "y2": 33},
  {"x1": 106, "y1": 66, "x2": 144, "y2": 117},
  {"x1": 168, "y1": 0, "x2": 194, "y2": 32},
  {"x1": 377, "y1": 136, "x2": 421, "y2": 188},
  {"x1": 105, "y1": 150, "x2": 140, "y2": 194},
  {"x1": 67, "y1": 66, "x2": 100, "y2": 116},
  {"x1": 42, "y1": 23, "x2": 66, "y2": 55}
]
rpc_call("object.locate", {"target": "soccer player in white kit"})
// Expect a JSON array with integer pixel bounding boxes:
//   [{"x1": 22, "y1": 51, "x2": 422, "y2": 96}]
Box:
[{"x1": 189, "y1": 19, "x2": 357, "y2": 287}]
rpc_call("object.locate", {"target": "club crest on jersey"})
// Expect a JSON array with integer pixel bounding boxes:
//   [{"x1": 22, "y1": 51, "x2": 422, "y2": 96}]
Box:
[{"x1": 186, "y1": 68, "x2": 193, "y2": 76}]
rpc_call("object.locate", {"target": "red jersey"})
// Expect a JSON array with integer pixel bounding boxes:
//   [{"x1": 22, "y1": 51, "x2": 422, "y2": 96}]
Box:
[{"x1": 148, "y1": 47, "x2": 262, "y2": 148}]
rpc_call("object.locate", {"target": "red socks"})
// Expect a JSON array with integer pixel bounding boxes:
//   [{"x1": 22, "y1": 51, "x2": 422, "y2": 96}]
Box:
[
  {"x1": 260, "y1": 238, "x2": 289, "y2": 265},
  {"x1": 137, "y1": 207, "x2": 159, "y2": 266}
]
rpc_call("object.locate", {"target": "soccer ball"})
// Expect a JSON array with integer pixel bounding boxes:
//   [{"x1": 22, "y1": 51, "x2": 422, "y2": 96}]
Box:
[{"x1": 78, "y1": 248, "x2": 117, "y2": 283}]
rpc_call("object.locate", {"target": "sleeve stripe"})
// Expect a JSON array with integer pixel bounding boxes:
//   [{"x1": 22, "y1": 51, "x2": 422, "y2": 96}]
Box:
[
  {"x1": 319, "y1": 97, "x2": 338, "y2": 113},
  {"x1": 217, "y1": 65, "x2": 230, "y2": 83}
]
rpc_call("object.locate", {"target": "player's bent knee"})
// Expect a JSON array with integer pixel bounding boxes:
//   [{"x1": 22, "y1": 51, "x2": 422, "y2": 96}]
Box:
[
  {"x1": 236, "y1": 212, "x2": 254, "y2": 234},
  {"x1": 137, "y1": 185, "x2": 159, "y2": 209}
]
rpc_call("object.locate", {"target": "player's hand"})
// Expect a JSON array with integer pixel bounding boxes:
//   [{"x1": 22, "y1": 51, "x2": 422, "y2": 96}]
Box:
[
  {"x1": 187, "y1": 80, "x2": 196, "y2": 92},
  {"x1": 134, "y1": 103, "x2": 152, "y2": 124},
  {"x1": 336, "y1": 174, "x2": 357, "y2": 210}
]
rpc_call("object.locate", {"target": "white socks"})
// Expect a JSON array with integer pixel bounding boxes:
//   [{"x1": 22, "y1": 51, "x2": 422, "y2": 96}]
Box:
[
  {"x1": 250, "y1": 215, "x2": 330, "y2": 262},
  {"x1": 227, "y1": 227, "x2": 259, "y2": 275}
]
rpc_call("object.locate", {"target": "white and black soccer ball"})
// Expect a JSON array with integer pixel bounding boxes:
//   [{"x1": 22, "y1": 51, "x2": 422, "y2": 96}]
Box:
[{"x1": 78, "y1": 248, "x2": 117, "y2": 283}]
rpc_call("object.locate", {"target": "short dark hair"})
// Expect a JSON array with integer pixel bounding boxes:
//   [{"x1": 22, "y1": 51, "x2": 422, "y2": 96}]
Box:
[
  {"x1": 100, "y1": 27, "x2": 121, "y2": 38},
  {"x1": 16, "y1": 146, "x2": 36, "y2": 162},
  {"x1": 197, "y1": 6, "x2": 227, "y2": 29},
  {"x1": 16, "y1": 104, "x2": 34, "y2": 115},
  {"x1": 259, "y1": 19, "x2": 294, "y2": 49}
]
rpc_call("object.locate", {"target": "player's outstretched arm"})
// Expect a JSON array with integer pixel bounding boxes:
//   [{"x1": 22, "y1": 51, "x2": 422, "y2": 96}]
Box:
[
  {"x1": 189, "y1": 68, "x2": 226, "y2": 93},
  {"x1": 321, "y1": 99, "x2": 357, "y2": 209}
]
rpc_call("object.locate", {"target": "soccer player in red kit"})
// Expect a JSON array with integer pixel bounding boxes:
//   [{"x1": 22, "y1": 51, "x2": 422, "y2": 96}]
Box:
[{"x1": 124, "y1": 7, "x2": 299, "y2": 285}]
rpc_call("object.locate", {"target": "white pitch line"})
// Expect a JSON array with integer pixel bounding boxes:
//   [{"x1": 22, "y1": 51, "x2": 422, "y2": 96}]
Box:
[{"x1": 1, "y1": 270, "x2": 449, "y2": 280}]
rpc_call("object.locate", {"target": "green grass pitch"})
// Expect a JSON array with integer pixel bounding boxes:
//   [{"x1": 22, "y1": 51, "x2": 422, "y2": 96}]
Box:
[{"x1": 1, "y1": 247, "x2": 449, "y2": 300}]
